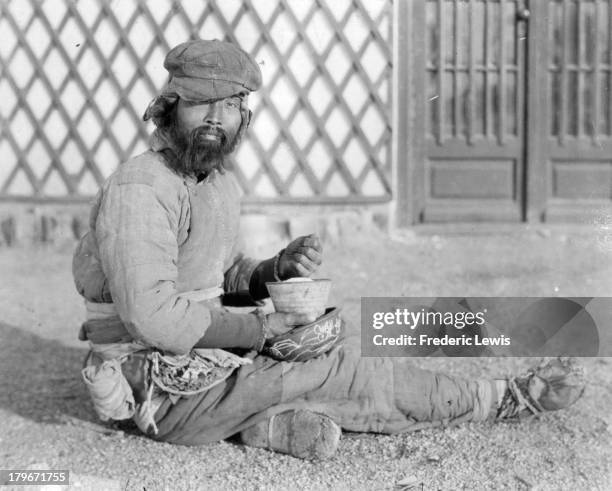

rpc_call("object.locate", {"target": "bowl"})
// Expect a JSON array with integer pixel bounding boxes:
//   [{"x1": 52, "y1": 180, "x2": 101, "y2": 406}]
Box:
[
  {"x1": 262, "y1": 307, "x2": 344, "y2": 362},
  {"x1": 265, "y1": 278, "x2": 332, "y2": 317}
]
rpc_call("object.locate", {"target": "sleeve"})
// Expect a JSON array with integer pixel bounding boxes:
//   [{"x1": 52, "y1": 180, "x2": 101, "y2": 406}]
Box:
[
  {"x1": 195, "y1": 309, "x2": 262, "y2": 349},
  {"x1": 223, "y1": 244, "x2": 280, "y2": 302},
  {"x1": 72, "y1": 190, "x2": 113, "y2": 303},
  {"x1": 223, "y1": 249, "x2": 260, "y2": 295},
  {"x1": 95, "y1": 170, "x2": 211, "y2": 354}
]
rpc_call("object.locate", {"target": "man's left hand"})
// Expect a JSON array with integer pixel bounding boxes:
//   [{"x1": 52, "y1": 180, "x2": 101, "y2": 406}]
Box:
[{"x1": 277, "y1": 233, "x2": 323, "y2": 279}]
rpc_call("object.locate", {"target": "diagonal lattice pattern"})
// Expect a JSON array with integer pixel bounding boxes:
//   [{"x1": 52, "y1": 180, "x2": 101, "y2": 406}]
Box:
[{"x1": 0, "y1": 0, "x2": 392, "y2": 201}]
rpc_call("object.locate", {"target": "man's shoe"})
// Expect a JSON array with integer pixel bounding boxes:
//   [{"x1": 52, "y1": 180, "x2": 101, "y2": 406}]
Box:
[
  {"x1": 240, "y1": 410, "x2": 341, "y2": 460},
  {"x1": 497, "y1": 357, "x2": 586, "y2": 419}
]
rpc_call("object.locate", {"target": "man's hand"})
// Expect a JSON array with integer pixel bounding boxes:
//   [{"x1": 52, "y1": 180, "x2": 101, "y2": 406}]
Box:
[
  {"x1": 266, "y1": 312, "x2": 317, "y2": 338},
  {"x1": 277, "y1": 234, "x2": 323, "y2": 279}
]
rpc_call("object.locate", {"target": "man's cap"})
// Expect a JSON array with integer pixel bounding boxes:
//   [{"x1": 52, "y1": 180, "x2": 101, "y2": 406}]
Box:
[{"x1": 162, "y1": 39, "x2": 262, "y2": 101}]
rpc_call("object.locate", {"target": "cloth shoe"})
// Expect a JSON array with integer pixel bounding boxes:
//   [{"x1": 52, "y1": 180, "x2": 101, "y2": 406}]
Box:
[
  {"x1": 496, "y1": 357, "x2": 586, "y2": 419},
  {"x1": 240, "y1": 410, "x2": 341, "y2": 460}
]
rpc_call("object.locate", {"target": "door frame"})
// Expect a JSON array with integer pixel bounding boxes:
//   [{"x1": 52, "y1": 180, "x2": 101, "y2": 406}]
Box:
[
  {"x1": 524, "y1": 0, "x2": 550, "y2": 222},
  {"x1": 394, "y1": 0, "x2": 426, "y2": 227}
]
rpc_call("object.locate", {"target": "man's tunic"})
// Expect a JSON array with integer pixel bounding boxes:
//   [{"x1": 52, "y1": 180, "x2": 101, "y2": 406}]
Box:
[{"x1": 73, "y1": 131, "x2": 258, "y2": 354}]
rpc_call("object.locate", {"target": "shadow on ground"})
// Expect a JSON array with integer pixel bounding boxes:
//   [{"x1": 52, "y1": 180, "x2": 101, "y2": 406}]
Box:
[{"x1": 0, "y1": 321, "x2": 95, "y2": 424}]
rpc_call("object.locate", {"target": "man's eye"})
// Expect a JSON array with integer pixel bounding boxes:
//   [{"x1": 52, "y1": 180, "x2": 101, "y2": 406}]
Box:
[{"x1": 226, "y1": 99, "x2": 240, "y2": 108}]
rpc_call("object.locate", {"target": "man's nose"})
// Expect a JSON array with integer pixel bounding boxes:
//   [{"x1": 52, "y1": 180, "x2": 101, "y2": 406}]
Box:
[{"x1": 204, "y1": 102, "x2": 223, "y2": 126}]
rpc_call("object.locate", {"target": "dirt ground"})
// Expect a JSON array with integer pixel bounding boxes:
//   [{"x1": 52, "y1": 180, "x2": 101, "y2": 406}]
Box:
[{"x1": 1, "y1": 225, "x2": 611, "y2": 490}]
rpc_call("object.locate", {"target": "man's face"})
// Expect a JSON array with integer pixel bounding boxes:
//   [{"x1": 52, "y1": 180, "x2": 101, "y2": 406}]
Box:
[
  {"x1": 168, "y1": 95, "x2": 245, "y2": 176},
  {"x1": 175, "y1": 96, "x2": 243, "y2": 149}
]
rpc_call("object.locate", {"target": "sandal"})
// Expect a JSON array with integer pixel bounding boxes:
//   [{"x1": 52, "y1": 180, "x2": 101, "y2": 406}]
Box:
[{"x1": 497, "y1": 357, "x2": 586, "y2": 419}]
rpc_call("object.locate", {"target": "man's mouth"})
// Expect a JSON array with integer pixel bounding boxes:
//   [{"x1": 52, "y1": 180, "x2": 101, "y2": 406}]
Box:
[{"x1": 194, "y1": 127, "x2": 225, "y2": 145}]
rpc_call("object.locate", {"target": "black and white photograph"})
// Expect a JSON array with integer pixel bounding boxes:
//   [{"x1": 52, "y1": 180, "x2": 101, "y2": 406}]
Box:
[{"x1": 0, "y1": 0, "x2": 611, "y2": 489}]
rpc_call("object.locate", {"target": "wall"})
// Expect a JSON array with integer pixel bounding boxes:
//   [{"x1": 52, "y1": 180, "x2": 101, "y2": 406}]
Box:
[{"x1": 0, "y1": 0, "x2": 393, "y2": 205}]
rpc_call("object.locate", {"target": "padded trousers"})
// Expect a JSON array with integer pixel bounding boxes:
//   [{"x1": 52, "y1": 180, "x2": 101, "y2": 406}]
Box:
[{"x1": 151, "y1": 336, "x2": 496, "y2": 445}]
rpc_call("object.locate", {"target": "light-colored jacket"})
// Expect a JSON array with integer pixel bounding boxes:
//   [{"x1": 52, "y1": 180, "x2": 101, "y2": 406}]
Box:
[{"x1": 72, "y1": 131, "x2": 258, "y2": 354}]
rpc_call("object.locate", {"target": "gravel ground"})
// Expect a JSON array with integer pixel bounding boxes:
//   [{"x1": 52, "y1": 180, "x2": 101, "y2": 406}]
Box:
[{"x1": 1, "y1": 227, "x2": 611, "y2": 490}]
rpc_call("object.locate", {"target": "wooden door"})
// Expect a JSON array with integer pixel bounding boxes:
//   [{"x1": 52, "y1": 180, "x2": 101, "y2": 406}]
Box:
[
  {"x1": 400, "y1": 0, "x2": 612, "y2": 225},
  {"x1": 408, "y1": 0, "x2": 529, "y2": 222},
  {"x1": 528, "y1": 0, "x2": 612, "y2": 222}
]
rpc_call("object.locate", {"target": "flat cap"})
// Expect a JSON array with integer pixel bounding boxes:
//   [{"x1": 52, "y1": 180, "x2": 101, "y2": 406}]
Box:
[{"x1": 162, "y1": 39, "x2": 262, "y2": 101}]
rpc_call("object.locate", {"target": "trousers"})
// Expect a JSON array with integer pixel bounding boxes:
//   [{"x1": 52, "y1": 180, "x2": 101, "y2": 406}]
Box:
[{"x1": 150, "y1": 336, "x2": 497, "y2": 445}]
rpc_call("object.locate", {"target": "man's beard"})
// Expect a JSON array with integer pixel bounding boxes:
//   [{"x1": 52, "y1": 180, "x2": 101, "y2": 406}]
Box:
[{"x1": 167, "y1": 122, "x2": 241, "y2": 177}]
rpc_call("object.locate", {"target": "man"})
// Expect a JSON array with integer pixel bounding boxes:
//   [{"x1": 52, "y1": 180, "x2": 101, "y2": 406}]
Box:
[{"x1": 73, "y1": 39, "x2": 586, "y2": 460}]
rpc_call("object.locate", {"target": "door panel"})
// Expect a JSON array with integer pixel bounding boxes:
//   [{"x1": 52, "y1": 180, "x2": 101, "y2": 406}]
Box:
[
  {"x1": 541, "y1": 0, "x2": 612, "y2": 222},
  {"x1": 420, "y1": 0, "x2": 527, "y2": 222}
]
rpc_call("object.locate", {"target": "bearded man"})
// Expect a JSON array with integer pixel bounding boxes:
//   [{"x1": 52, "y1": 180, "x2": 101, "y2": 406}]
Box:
[{"x1": 72, "y1": 39, "x2": 586, "y2": 460}]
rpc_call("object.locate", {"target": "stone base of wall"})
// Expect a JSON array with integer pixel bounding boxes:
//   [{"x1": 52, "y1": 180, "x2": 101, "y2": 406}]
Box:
[
  {"x1": 0, "y1": 203, "x2": 91, "y2": 248},
  {"x1": 0, "y1": 202, "x2": 391, "y2": 257}
]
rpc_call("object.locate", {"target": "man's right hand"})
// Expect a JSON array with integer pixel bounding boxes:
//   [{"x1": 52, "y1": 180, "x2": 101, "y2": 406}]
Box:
[{"x1": 265, "y1": 312, "x2": 317, "y2": 338}]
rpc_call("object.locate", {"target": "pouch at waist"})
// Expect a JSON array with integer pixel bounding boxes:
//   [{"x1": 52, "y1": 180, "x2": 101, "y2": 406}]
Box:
[{"x1": 81, "y1": 356, "x2": 135, "y2": 421}]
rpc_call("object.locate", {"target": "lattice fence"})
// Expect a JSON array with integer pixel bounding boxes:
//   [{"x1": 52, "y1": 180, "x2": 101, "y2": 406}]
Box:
[{"x1": 0, "y1": 0, "x2": 393, "y2": 203}]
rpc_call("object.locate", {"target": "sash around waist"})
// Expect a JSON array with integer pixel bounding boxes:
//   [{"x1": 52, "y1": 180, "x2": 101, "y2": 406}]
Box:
[{"x1": 79, "y1": 316, "x2": 133, "y2": 344}]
